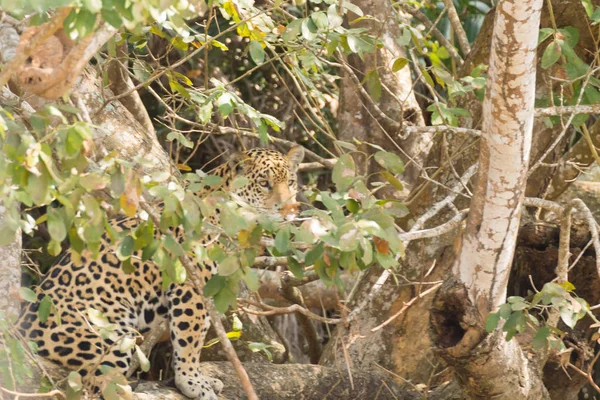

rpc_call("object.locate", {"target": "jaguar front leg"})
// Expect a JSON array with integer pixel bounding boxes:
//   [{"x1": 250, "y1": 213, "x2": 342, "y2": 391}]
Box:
[{"x1": 167, "y1": 282, "x2": 223, "y2": 399}]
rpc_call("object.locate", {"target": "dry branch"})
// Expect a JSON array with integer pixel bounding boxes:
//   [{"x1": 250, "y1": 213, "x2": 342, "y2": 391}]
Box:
[
  {"x1": 238, "y1": 298, "x2": 341, "y2": 324},
  {"x1": 442, "y1": 0, "x2": 471, "y2": 55}
]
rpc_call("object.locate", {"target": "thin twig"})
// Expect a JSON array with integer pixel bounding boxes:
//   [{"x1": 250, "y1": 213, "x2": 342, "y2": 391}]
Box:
[
  {"x1": 207, "y1": 301, "x2": 259, "y2": 400},
  {"x1": 238, "y1": 298, "x2": 341, "y2": 324},
  {"x1": 0, "y1": 386, "x2": 66, "y2": 399}
]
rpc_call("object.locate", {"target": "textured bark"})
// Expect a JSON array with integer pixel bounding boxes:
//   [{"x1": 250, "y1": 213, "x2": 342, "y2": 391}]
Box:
[
  {"x1": 256, "y1": 269, "x2": 352, "y2": 309},
  {"x1": 431, "y1": 1, "x2": 550, "y2": 398},
  {"x1": 107, "y1": 43, "x2": 156, "y2": 136},
  {"x1": 0, "y1": 204, "x2": 21, "y2": 319},
  {"x1": 15, "y1": 358, "x2": 420, "y2": 400},
  {"x1": 455, "y1": 0, "x2": 540, "y2": 307},
  {"x1": 337, "y1": 0, "x2": 427, "y2": 191},
  {"x1": 321, "y1": 0, "x2": 433, "y2": 380}
]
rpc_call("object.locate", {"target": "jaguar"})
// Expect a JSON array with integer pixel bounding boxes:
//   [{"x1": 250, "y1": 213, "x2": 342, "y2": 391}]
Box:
[{"x1": 14, "y1": 146, "x2": 305, "y2": 399}]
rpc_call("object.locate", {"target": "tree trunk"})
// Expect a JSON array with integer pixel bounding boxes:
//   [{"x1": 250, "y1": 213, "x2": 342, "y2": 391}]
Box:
[
  {"x1": 430, "y1": 1, "x2": 550, "y2": 398},
  {"x1": 337, "y1": 0, "x2": 428, "y2": 191}
]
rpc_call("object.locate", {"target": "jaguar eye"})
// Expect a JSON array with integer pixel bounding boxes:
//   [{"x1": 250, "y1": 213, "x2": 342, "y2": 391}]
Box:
[{"x1": 258, "y1": 180, "x2": 270, "y2": 189}]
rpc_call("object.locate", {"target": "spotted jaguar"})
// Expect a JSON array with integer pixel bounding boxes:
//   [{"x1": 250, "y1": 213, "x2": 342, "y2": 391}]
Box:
[{"x1": 14, "y1": 146, "x2": 305, "y2": 399}]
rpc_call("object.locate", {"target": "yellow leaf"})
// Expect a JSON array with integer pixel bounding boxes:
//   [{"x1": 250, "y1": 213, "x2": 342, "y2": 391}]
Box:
[
  {"x1": 176, "y1": 163, "x2": 192, "y2": 171},
  {"x1": 560, "y1": 281, "x2": 576, "y2": 292},
  {"x1": 227, "y1": 331, "x2": 242, "y2": 340}
]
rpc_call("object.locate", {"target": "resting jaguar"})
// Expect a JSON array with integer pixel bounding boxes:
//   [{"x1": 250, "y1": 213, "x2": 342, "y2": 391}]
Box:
[{"x1": 14, "y1": 146, "x2": 305, "y2": 399}]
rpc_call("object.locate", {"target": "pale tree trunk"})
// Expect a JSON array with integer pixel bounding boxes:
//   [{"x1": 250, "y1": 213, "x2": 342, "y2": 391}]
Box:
[{"x1": 430, "y1": 1, "x2": 549, "y2": 398}]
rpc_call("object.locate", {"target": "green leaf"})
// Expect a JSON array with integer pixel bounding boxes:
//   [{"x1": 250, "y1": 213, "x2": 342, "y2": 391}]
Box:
[
  {"x1": 47, "y1": 207, "x2": 67, "y2": 242},
  {"x1": 87, "y1": 308, "x2": 110, "y2": 328},
  {"x1": 163, "y1": 235, "x2": 184, "y2": 257},
  {"x1": 305, "y1": 242, "x2": 324, "y2": 266},
  {"x1": 374, "y1": 151, "x2": 404, "y2": 174},
  {"x1": 220, "y1": 204, "x2": 249, "y2": 236},
  {"x1": 541, "y1": 40, "x2": 561, "y2": 69},
  {"x1": 204, "y1": 275, "x2": 226, "y2": 297},
  {"x1": 167, "y1": 131, "x2": 194, "y2": 149},
  {"x1": 48, "y1": 239, "x2": 62, "y2": 256},
  {"x1": 142, "y1": 239, "x2": 160, "y2": 261},
  {"x1": 392, "y1": 57, "x2": 408, "y2": 72},
  {"x1": 217, "y1": 93, "x2": 235, "y2": 117},
  {"x1": 592, "y1": 7, "x2": 600, "y2": 24},
  {"x1": 202, "y1": 175, "x2": 223, "y2": 187},
  {"x1": 380, "y1": 171, "x2": 403, "y2": 191},
  {"x1": 68, "y1": 371, "x2": 83, "y2": 392},
  {"x1": 19, "y1": 287, "x2": 37, "y2": 303},
  {"x1": 101, "y1": 9, "x2": 123, "y2": 29},
  {"x1": 249, "y1": 40, "x2": 265, "y2": 65},
  {"x1": 82, "y1": 0, "x2": 101, "y2": 13},
  {"x1": 135, "y1": 345, "x2": 151, "y2": 372},
  {"x1": 365, "y1": 70, "x2": 382, "y2": 102},
  {"x1": 219, "y1": 255, "x2": 240, "y2": 276},
  {"x1": 327, "y1": 5, "x2": 343, "y2": 28},
  {"x1": 538, "y1": 28, "x2": 554, "y2": 44},
  {"x1": 559, "y1": 281, "x2": 576, "y2": 292},
  {"x1": 560, "y1": 306, "x2": 577, "y2": 329},
  {"x1": 581, "y1": 0, "x2": 594, "y2": 17},
  {"x1": 485, "y1": 312, "x2": 500, "y2": 333},
  {"x1": 230, "y1": 176, "x2": 249, "y2": 190},
  {"x1": 332, "y1": 154, "x2": 356, "y2": 192},
  {"x1": 287, "y1": 257, "x2": 304, "y2": 279},
  {"x1": 116, "y1": 236, "x2": 134, "y2": 261},
  {"x1": 337, "y1": 222, "x2": 360, "y2": 251},
  {"x1": 343, "y1": 1, "x2": 364, "y2": 16},
  {"x1": 532, "y1": 326, "x2": 550, "y2": 350},
  {"x1": 38, "y1": 295, "x2": 52, "y2": 323},
  {"x1": 214, "y1": 287, "x2": 237, "y2": 313},
  {"x1": 198, "y1": 101, "x2": 213, "y2": 124},
  {"x1": 75, "y1": 9, "x2": 97, "y2": 39},
  {"x1": 243, "y1": 268, "x2": 259, "y2": 291},
  {"x1": 311, "y1": 11, "x2": 328, "y2": 30},
  {"x1": 274, "y1": 226, "x2": 290, "y2": 253}
]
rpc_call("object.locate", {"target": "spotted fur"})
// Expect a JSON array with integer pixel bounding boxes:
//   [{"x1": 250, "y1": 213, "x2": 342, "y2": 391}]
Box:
[{"x1": 15, "y1": 146, "x2": 305, "y2": 399}]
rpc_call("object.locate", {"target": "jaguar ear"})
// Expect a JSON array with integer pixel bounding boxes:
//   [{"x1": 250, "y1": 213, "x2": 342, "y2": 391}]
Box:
[
  {"x1": 228, "y1": 151, "x2": 250, "y2": 176},
  {"x1": 287, "y1": 146, "x2": 305, "y2": 172}
]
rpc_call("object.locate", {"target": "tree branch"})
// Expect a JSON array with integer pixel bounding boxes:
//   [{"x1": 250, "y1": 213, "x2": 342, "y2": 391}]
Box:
[
  {"x1": 398, "y1": 4, "x2": 464, "y2": 66},
  {"x1": 442, "y1": 0, "x2": 471, "y2": 55},
  {"x1": 0, "y1": 7, "x2": 71, "y2": 89}
]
